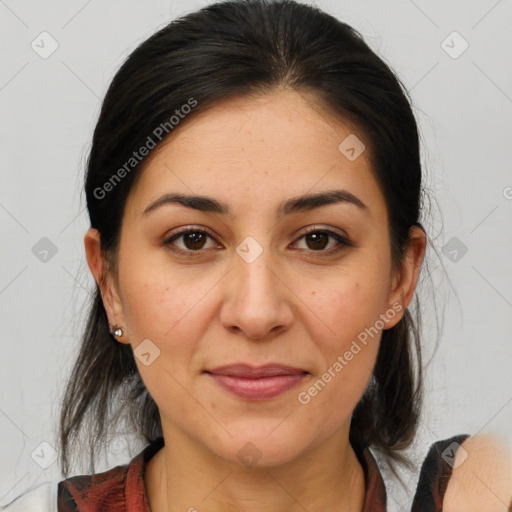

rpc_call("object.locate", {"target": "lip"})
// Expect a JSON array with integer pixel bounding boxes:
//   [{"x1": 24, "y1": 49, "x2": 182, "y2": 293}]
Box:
[{"x1": 204, "y1": 364, "x2": 309, "y2": 400}]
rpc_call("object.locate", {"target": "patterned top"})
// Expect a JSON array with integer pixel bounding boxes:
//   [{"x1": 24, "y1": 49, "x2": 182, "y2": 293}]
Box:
[
  {"x1": 4, "y1": 433, "x2": 510, "y2": 511},
  {"x1": 54, "y1": 433, "x2": 467, "y2": 511}
]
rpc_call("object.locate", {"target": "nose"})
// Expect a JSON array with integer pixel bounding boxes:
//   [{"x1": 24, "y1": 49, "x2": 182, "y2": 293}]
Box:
[{"x1": 219, "y1": 240, "x2": 294, "y2": 340}]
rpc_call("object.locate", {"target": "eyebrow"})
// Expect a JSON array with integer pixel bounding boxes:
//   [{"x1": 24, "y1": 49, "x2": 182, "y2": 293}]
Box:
[{"x1": 142, "y1": 189, "x2": 368, "y2": 218}]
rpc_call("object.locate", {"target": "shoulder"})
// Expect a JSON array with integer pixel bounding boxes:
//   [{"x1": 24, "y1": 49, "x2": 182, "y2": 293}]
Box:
[
  {"x1": 56, "y1": 438, "x2": 162, "y2": 512},
  {"x1": 411, "y1": 432, "x2": 470, "y2": 509},
  {"x1": 0, "y1": 465, "x2": 131, "y2": 512},
  {"x1": 3, "y1": 438, "x2": 162, "y2": 512},
  {"x1": 57, "y1": 461, "x2": 131, "y2": 511},
  {"x1": 443, "y1": 433, "x2": 512, "y2": 512},
  {"x1": 0, "y1": 481, "x2": 58, "y2": 512}
]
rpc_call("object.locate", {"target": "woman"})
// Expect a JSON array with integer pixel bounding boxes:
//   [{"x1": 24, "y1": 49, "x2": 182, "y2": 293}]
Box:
[{"x1": 3, "y1": 0, "x2": 511, "y2": 510}]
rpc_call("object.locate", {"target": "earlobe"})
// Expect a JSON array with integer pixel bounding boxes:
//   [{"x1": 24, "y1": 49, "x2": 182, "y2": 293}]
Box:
[
  {"x1": 84, "y1": 228, "x2": 129, "y2": 343},
  {"x1": 108, "y1": 323, "x2": 130, "y2": 344}
]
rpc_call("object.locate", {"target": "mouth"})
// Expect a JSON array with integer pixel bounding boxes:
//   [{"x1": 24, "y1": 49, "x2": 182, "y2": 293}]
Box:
[{"x1": 204, "y1": 364, "x2": 309, "y2": 400}]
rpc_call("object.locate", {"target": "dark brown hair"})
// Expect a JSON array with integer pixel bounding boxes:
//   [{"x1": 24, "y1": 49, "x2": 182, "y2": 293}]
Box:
[{"x1": 60, "y1": 0, "x2": 432, "y2": 485}]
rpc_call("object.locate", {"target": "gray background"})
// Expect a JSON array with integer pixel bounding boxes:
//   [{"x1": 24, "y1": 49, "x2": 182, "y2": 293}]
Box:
[{"x1": 1, "y1": 0, "x2": 511, "y2": 510}]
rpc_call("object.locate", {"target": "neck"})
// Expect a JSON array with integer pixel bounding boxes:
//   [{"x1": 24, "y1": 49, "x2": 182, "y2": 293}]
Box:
[{"x1": 146, "y1": 425, "x2": 366, "y2": 512}]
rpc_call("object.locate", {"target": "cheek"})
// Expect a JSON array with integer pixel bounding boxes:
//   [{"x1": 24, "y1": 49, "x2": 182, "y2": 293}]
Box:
[
  {"x1": 299, "y1": 272, "x2": 389, "y2": 416},
  {"x1": 118, "y1": 252, "x2": 213, "y2": 344},
  {"x1": 120, "y1": 270, "x2": 209, "y2": 415},
  {"x1": 308, "y1": 273, "x2": 390, "y2": 350},
  {"x1": 303, "y1": 236, "x2": 392, "y2": 341}
]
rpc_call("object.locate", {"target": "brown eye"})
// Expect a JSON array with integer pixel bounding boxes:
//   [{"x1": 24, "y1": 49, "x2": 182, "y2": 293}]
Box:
[
  {"x1": 163, "y1": 226, "x2": 350, "y2": 257},
  {"x1": 304, "y1": 232, "x2": 329, "y2": 250},
  {"x1": 181, "y1": 231, "x2": 208, "y2": 250},
  {"x1": 293, "y1": 228, "x2": 350, "y2": 255},
  {"x1": 164, "y1": 228, "x2": 220, "y2": 254}
]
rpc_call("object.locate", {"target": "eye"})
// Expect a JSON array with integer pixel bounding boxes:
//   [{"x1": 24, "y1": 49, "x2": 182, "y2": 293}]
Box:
[
  {"x1": 163, "y1": 227, "x2": 221, "y2": 255},
  {"x1": 291, "y1": 227, "x2": 351, "y2": 255},
  {"x1": 163, "y1": 225, "x2": 351, "y2": 256}
]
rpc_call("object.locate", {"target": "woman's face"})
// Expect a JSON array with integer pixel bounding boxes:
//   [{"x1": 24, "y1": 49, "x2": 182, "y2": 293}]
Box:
[{"x1": 89, "y1": 89, "x2": 423, "y2": 467}]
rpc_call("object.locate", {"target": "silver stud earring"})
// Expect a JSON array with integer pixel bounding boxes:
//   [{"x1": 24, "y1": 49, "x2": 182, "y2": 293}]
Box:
[{"x1": 111, "y1": 324, "x2": 123, "y2": 339}]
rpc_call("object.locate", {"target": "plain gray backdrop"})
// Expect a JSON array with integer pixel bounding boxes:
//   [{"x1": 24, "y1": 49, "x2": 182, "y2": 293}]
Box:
[{"x1": 1, "y1": 0, "x2": 511, "y2": 510}]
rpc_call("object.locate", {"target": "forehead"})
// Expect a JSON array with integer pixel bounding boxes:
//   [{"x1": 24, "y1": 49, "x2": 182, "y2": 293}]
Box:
[{"x1": 125, "y1": 89, "x2": 385, "y2": 220}]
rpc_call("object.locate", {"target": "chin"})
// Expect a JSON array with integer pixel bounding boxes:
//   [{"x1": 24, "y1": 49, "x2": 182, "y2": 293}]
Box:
[{"x1": 210, "y1": 429, "x2": 310, "y2": 469}]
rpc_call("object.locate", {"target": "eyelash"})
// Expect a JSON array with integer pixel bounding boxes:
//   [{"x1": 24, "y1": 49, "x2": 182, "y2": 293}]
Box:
[{"x1": 162, "y1": 225, "x2": 352, "y2": 257}]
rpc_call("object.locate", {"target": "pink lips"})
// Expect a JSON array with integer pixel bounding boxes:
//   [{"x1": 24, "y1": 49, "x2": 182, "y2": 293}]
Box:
[{"x1": 205, "y1": 364, "x2": 308, "y2": 400}]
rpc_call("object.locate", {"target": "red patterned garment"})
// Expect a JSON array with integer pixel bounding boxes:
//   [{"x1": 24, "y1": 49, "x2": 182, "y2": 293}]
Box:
[{"x1": 54, "y1": 433, "x2": 509, "y2": 511}]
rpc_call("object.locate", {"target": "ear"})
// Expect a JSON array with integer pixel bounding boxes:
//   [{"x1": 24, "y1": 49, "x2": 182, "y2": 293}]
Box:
[
  {"x1": 84, "y1": 228, "x2": 130, "y2": 344},
  {"x1": 382, "y1": 225, "x2": 426, "y2": 329}
]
